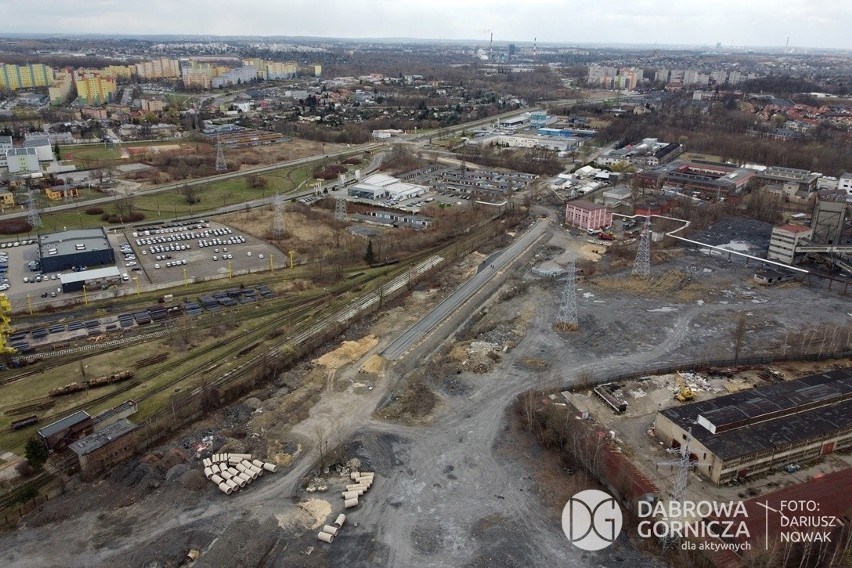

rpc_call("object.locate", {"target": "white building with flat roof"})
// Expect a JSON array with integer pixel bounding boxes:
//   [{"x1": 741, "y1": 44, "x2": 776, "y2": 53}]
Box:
[
  {"x1": 386, "y1": 181, "x2": 427, "y2": 201},
  {"x1": 6, "y1": 147, "x2": 40, "y2": 173}
]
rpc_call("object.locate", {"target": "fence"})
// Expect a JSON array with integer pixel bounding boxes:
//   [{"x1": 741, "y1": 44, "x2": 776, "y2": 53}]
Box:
[{"x1": 570, "y1": 349, "x2": 852, "y2": 389}]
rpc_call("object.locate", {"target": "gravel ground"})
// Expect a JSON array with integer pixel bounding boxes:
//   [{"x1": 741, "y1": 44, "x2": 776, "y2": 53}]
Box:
[{"x1": 0, "y1": 214, "x2": 848, "y2": 568}]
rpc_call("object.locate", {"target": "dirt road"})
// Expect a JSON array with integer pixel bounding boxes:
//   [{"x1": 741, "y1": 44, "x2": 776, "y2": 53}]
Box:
[{"x1": 1, "y1": 223, "x2": 850, "y2": 567}]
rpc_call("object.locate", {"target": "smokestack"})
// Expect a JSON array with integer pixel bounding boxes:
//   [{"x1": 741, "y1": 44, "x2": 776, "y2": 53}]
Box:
[{"x1": 489, "y1": 32, "x2": 493, "y2": 60}]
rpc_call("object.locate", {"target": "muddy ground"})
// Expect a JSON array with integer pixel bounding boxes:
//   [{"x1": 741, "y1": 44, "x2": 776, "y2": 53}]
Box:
[{"x1": 0, "y1": 217, "x2": 849, "y2": 568}]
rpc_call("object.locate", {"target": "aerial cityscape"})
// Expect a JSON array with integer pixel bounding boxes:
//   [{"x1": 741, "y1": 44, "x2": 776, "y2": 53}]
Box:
[{"x1": 0, "y1": 3, "x2": 850, "y2": 567}]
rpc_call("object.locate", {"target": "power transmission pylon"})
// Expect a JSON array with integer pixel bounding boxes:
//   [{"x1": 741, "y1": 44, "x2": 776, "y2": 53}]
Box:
[
  {"x1": 554, "y1": 259, "x2": 578, "y2": 332},
  {"x1": 632, "y1": 216, "x2": 651, "y2": 278},
  {"x1": 657, "y1": 428, "x2": 707, "y2": 551},
  {"x1": 215, "y1": 137, "x2": 227, "y2": 173},
  {"x1": 271, "y1": 193, "x2": 285, "y2": 240},
  {"x1": 334, "y1": 198, "x2": 347, "y2": 222},
  {"x1": 26, "y1": 191, "x2": 41, "y2": 230}
]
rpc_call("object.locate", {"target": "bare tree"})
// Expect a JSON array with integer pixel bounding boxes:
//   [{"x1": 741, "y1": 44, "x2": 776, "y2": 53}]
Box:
[
  {"x1": 734, "y1": 313, "x2": 747, "y2": 363},
  {"x1": 178, "y1": 184, "x2": 201, "y2": 205},
  {"x1": 314, "y1": 424, "x2": 329, "y2": 470}
]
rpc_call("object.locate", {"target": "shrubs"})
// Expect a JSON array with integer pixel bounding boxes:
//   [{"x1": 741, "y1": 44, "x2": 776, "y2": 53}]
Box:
[
  {"x1": 312, "y1": 164, "x2": 347, "y2": 180},
  {"x1": 100, "y1": 212, "x2": 145, "y2": 224},
  {"x1": 0, "y1": 218, "x2": 32, "y2": 235},
  {"x1": 85, "y1": 207, "x2": 104, "y2": 215}
]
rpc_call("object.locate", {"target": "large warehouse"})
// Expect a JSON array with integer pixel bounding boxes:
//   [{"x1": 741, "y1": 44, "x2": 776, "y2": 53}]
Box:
[
  {"x1": 38, "y1": 227, "x2": 115, "y2": 273},
  {"x1": 654, "y1": 369, "x2": 852, "y2": 484}
]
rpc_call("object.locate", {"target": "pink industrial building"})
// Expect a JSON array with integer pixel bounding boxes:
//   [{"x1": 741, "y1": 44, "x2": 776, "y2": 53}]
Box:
[{"x1": 565, "y1": 200, "x2": 612, "y2": 231}]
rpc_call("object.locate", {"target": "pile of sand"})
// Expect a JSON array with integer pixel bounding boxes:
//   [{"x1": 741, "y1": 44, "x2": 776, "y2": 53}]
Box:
[
  {"x1": 298, "y1": 498, "x2": 331, "y2": 529},
  {"x1": 314, "y1": 335, "x2": 378, "y2": 369},
  {"x1": 361, "y1": 354, "x2": 388, "y2": 377},
  {"x1": 580, "y1": 244, "x2": 603, "y2": 261}
]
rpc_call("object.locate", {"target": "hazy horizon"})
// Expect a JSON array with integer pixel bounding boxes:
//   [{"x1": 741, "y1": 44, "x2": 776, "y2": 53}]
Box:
[{"x1": 0, "y1": 0, "x2": 849, "y2": 51}]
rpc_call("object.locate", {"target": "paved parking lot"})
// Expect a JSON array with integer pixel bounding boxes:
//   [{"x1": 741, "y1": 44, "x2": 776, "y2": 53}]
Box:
[
  {"x1": 0, "y1": 239, "x2": 67, "y2": 307},
  {"x1": 0, "y1": 219, "x2": 289, "y2": 312},
  {"x1": 118, "y1": 220, "x2": 289, "y2": 286}
]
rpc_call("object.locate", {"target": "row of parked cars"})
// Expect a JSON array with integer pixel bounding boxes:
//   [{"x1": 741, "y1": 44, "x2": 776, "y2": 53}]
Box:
[
  {"x1": 199, "y1": 235, "x2": 246, "y2": 248},
  {"x1": 0, "y1": 239, "x2": 34, "y2": 249},
  {"x1": 0, "y1": 251, "x2": 8, "y2": 291},
  {"x1": 119, "y1": 241, "x2": 138, "y2": 270},
  {"x1": 148, "y1": 243, "x2": 190, "y2": 255}
]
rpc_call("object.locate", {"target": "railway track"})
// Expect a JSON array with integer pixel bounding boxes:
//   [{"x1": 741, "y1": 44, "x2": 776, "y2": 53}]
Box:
[
  {"x1": 2, "y1": 221, "x2": 496, "y2": 430},
  {"x1": 190, "y1": 254, "x2": 446, "y2": 397}
]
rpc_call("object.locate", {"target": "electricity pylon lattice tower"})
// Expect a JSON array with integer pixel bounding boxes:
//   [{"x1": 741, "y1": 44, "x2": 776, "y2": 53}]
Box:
[
  {"x1": 26, "y1": 191, "x2": 41, "y2": 230},
  {"x1": 271, "y1": 193, "x2": 285, "y2": 240},
  {"x1": 632, "y1": 216, "x2": 652, "y2": 278},
  {"x1": 554, "y1": 259, "x2": 578, "y2": 332},
  {"x1": 657, "y1": 428, "x2": 707, "y2": 551},
  {"x1": 215, "y1": 137, "x2": 227, "y2": 173},
  {"x1": 335, "y1": 198, "x2": 347, "y2": 222}
]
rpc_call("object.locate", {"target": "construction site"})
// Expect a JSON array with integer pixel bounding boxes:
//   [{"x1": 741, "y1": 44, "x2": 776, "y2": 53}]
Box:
[{"x1": 0, "y1": 196, "x2": 847, "y2": 568}]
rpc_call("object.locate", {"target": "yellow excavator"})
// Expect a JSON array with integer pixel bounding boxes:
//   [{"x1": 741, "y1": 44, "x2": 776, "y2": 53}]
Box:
[{"x1": 674, "y1": 372, "x2": 695, "y2": 403}]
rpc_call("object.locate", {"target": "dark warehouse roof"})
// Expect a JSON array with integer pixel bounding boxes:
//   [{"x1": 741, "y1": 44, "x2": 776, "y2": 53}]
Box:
[{"x1": 660, "y1": 368, "x2": 852, "y2": 461}]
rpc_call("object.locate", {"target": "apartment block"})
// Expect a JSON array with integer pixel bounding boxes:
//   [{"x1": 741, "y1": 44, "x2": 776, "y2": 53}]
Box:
[
  {"x1": 74, "y1": 72, "x2": 117, "y2": 105},
  {"x1": 265, "y1": 61, "x2": 298, "y2": 79},
  {"x1": 135, "y1": 58, "x2": 181, "y2": 79},
  {"x1": 100, "y1": 65, "x2": 135, "y2": 79},
  {"x1": 49, "y1": 70, "x2": 74, "y2": 105},
  {"x1": 0, "y1": 63, "x2": 54, "y2": 90},
  {"x1": 211, "y1": 65, "x2": 257, "y2": 88}
]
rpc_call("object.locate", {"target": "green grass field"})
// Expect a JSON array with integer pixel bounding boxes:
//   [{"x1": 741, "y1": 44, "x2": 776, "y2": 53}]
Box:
[{"x1": 32, "y1": 161, "x2": 316, "y2": 231}]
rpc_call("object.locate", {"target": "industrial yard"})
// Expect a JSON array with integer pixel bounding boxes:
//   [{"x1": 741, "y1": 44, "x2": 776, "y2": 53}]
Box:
[{"x1": 0, "y1": 212, "x2": 849, "y2": 567}]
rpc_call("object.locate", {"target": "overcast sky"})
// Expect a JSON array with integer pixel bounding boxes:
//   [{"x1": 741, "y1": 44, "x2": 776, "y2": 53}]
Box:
[{"x1": 1, "y1": 0, "x2": 850, "y2": 50}]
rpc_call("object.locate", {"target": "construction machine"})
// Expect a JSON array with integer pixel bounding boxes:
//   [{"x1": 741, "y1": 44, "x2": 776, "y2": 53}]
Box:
[{"x1": 674, "y1": 372, "x2": 695, "y2": 403}]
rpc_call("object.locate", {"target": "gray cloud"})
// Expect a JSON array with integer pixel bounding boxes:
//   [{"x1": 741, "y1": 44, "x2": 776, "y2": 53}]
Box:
[{"x1": 0, "y1": 0, "x2": 849, "y2": 49}]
